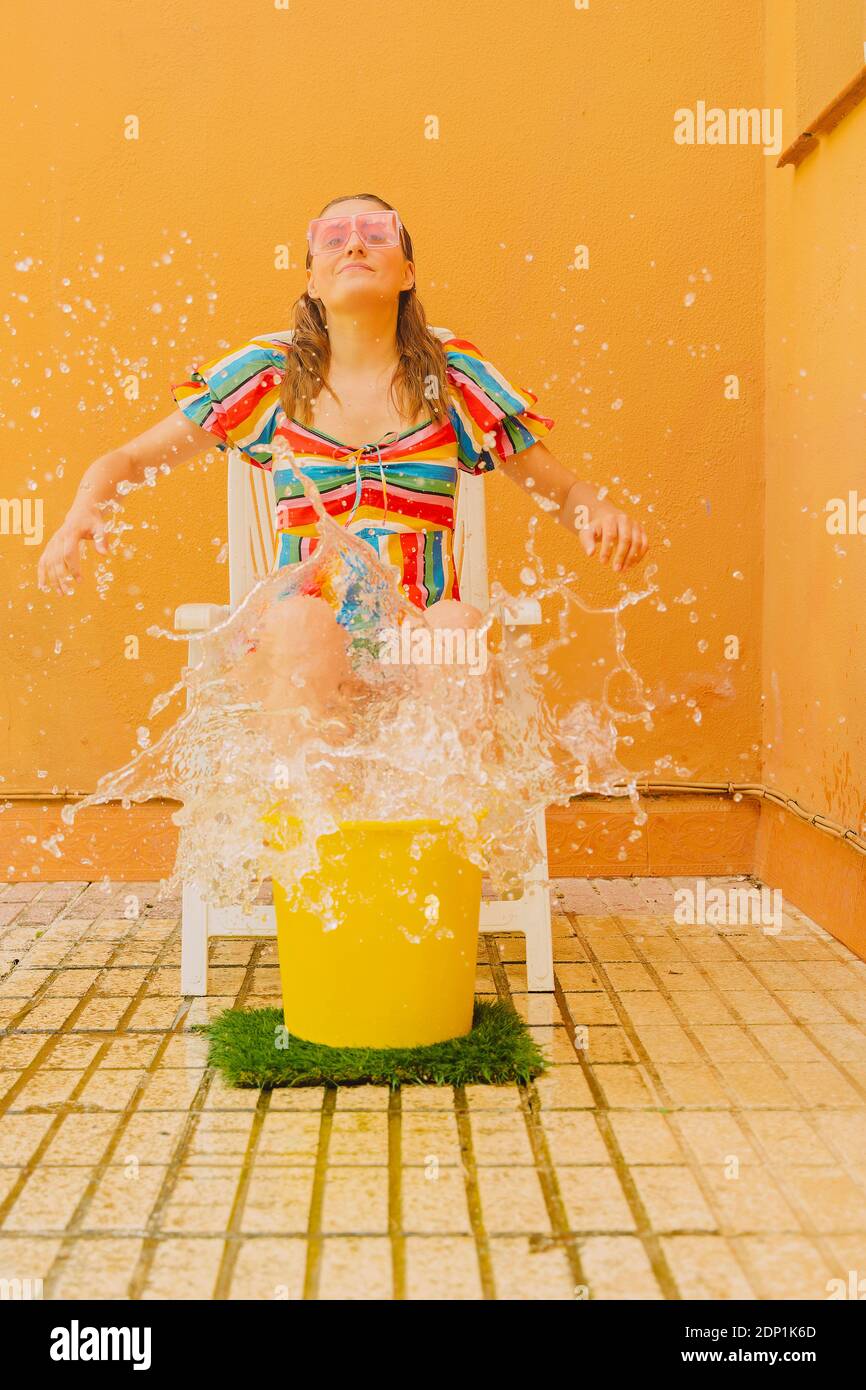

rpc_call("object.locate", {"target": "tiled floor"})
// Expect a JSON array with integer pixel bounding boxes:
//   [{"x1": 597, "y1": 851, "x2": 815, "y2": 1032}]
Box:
[{"x1": 0, "y1": 875, "x2": 865, "y2": 1299}]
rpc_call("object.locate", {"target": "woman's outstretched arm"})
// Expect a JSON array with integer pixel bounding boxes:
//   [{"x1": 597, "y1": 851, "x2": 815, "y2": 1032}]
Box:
[
  {"x1": 37, "y1": 411, "x2": 212, "y2": 596},
  {"x1": 498, "y1": 439, "x2": 648, "y2": 572}
]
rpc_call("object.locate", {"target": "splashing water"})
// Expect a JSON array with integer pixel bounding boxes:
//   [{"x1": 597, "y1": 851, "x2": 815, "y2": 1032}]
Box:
[{"x1": 61, "y1": 438, "x2": 659, "y2": 926}]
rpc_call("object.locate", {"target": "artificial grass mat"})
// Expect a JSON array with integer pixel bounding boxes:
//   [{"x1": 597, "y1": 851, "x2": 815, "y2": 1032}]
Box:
[{"x1": 195, "y1": 999, "x2": 548, "y2": 1089}]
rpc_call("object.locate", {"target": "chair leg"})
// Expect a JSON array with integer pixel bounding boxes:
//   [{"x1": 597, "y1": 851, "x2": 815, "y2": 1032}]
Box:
[
  {"x1": 524, "y1": 878, "x2": 555, "y2": 991},
  {"x1": 181, "y1": 883, "x2": 209, "y2": 996},
  {"x1": 525, "y1": 806, "x2": 554, "y2": 991}
]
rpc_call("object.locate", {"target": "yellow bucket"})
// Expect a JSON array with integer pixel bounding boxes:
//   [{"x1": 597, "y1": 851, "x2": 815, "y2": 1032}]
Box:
[{"x1": 263, "y1": 809, "x2": 484, "y2": 1048}]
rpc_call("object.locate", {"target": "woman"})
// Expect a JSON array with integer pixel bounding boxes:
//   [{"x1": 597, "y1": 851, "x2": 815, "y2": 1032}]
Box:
[{"x1": 37, "y1": 193, "x2": 648, "y2": 692}]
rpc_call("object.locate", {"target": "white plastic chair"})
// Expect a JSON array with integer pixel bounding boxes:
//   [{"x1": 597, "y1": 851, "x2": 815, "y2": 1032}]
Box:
[{"x1": 174, "y1": 338, "x2": 554, "y2": 995}]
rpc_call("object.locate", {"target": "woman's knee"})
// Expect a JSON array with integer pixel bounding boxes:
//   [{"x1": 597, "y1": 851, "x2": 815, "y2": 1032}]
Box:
[{"x1": 424, "y1": 598, "x2": 485, "y2": 630}]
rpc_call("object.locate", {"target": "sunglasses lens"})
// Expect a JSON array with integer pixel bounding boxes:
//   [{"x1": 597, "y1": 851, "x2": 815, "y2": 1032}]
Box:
[
  {"x1": 309, "y1": 217, "x2": 350, "y2": 254},
  {"x1": 357, "y1": 212, "x2": 399, "y2": 246}
]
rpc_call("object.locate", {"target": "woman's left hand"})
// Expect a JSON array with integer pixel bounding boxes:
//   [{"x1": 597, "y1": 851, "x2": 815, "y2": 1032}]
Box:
[{"x1": 578, "y1": 501, "x2": 648, "y2": 572}]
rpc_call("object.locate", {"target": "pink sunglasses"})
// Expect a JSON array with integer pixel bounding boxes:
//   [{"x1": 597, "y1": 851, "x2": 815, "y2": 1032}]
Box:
[{"x1": 307, "y1": 209, "x2": 403, "y2": 256}]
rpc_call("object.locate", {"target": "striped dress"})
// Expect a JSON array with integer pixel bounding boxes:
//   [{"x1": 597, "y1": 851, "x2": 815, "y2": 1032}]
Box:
[{"x1": 170, "y1": 326, "x2": 555, "y2": 611}]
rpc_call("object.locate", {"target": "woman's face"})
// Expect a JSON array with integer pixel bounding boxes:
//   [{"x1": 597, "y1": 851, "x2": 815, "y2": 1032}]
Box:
[{"x1": 306, "y1": 198, "x2": 415, "y2": 317}]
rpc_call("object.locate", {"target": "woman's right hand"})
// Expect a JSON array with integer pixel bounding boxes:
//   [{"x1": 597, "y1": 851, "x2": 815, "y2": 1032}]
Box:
[
  {"x1": 37, "y1": 500, "x2": 111, "y2": 596},
  {"x1": 36, "y1": 411, "x2": 216, "y2": 596}
]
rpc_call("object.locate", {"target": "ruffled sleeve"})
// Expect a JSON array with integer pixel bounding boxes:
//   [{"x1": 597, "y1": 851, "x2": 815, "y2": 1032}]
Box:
[
  {"x1": 170, "y1": 332, "x2": 292, "y2": 471},
  {"x1": 442, "y1": 335, "x2": 555, "y2": 475}
]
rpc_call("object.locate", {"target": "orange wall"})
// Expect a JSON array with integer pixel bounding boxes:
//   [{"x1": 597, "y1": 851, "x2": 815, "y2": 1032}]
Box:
[
  {"x1": 763, "y1": 0, "x2": 866, "y2": 834},
  {"x1": 0, "y1": 3, "x2": 765, "y2": 824}
]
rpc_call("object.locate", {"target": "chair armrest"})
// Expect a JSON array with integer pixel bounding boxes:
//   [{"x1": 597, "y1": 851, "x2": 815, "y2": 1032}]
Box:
[
  {"x1": 174, "y1": 603, "x2": 231, "y2": 634},
  {"x1": 500, "y1": 595, "x2": 542, "y2": 627}
]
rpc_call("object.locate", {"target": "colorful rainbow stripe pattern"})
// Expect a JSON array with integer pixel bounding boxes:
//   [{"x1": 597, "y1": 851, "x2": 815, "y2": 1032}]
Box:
[{"x1": 170, "y1": 329, "x2": 555, "y2": 610}]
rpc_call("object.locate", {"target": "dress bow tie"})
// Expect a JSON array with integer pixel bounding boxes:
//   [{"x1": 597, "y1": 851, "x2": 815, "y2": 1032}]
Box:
[{"x1": 343, "y1": 432, "x2": 397, "y2": 526}]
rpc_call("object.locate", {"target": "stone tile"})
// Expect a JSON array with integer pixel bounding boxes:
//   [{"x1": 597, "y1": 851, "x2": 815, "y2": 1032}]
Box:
[
  {"x1": 631, "y1": 1166, "x2": 715, "y2": 1232},
  {"x1": 112, "y1": 1113, "x2": 187, "y2": 1166},
  {"x1": 400, "y1": 1112, "x2": 462, "y2": 1166},
  {"x1": 721, "y1": 1063, "x2": 799, "y2": 1107},
  {"x1": 633, "y1": 1025, "x2": 703, "y2": 1064},
  {"x1": 327, "y1": 1111, "x2": 388, "y2": 1165},
  {"x1": 475, "y1": 1167, "x2": 551, "y2": 1234},
  {"x1": 4, "y1": 1167, "x2": 92, "y2": 1232},
  {"x1": 268, "y1": 1086, "x2": 326, "y2": 1111},
  {"x1": 185, "y1": 1111, "x2": 257, "y2": 1164},
  {"x1": 333, "y1": 1086, "x2": 390, "y2": 1111},
  {"x1": 580, "y1": 1235, "x2": 664, "y2": 1298},
  {"x1": 463, "y1": 1083, "x2": 522, "y2": 1110},
  {"x1": 85, "y1": 1165, "x2": 168, "y2": 1232},
  {"x1": 401, "y1": 1166, "x2": 471, "y2": 1234},
  {"x1": 786, "y1": 1063, "x2": 863, "y2": 1108},
  {"x1": 592, "y1": 1064, "x2": 660, "y2": 1108},
  {"x1": 469, "y1": 1111, "x2": 534, "y2": 1165},
  {"x1": 318, "y1": 1236, "x2": 392, "y2": 1299},
  {"x1": 158, "y1": 1166, "x2": 241, "y2": 1235},
  {"x1": 0, "y1": 1035, "x2": 46, "y2": 1068},
  {"x1": 0, "y1": 1114, "x2": 55, "y2": 1166},
  {"x1": 672, "y1": 1112, "x2": 760, "y2": 1166},
  {"x1": 10, "y1": 1069, "x2": 86, "y2": 1109},
  {"x1": 138, "y1": 1069, "x2": 206, "y2": 1109},
  {"x1": 229, "y1": 1237, "x2": 307, "y2": 1299},
  {"x1": 561, "y1": 992, "x2": 620, "y2": 1025},
  {"x1": 489, "y1": 1235, "x2": 575, "y2": 1299},
  {"x1": 255, "y1": 1112, "x2": 320, "y2": 1165},
  {"x1": 321, "y1": 1167, "x2": 388, "y2": 1235},
  {"x1": 404, "y1": 1235, "x2": 482, "y2": 1299},
  {"x1": 0, "y1": 1235, "x2": 61, "y2": 1281},
  {"x1": 739, "y1": 1235, "x2": 835, "y2": 1299},
  {"x1": 662, "y1": 1235, "x2": 755, "y2": 1299},
  {"x1": 747, "y1": 1112, "x2": 837, "y2": 1166},
  {"x1": 723, "y1": 991, "x2": 790, "y2": 1025},
  {"x1": 139, "y1": 1237, "x2": 223, "y2": 1299},
  {"x1": 557, "y1": 1166, "x2": 635, "y2": 1233},
  {"x1": 699, "y1": 1165, "x2": 799, "y2": 1234},
  {"x1": 778, "y1": 1168, "x2": 866, "y2": 1233},
  {"x1": 543, "y1": 1111, "x2": 609, "y2": 1165},
  {"x1": 619, "y1": 993, "x2": 680, "y2": 1025},
  {"x1": 556, "y1": 964, "x2": 606, "y2": 991},
  {"x1": 607, "y1": 1112, "x2": 685, "y2": 1164},
  {"x1": 50, "y1": 1238, "x2": 144, "y2": 1299},
  {"x1": 41, "y1": 1114, "x2": 118, "y2": 1166},
  {"x1": 77, "y1": 1069, "x2": 147, "y2": 1110},
  {"x1": 651, "y1": 1062, "x2": 730, "y2": 1107}
]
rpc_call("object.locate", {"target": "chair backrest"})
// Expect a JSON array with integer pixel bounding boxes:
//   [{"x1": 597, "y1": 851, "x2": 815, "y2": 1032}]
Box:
[{"x1": 226, "y1": 325, "x2": 490, "y2": 613}]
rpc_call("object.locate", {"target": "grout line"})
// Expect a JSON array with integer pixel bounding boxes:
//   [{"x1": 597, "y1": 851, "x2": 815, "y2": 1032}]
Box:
[
  {"x1": 302, "y1": 1088, "x2": 337, "y2": 1300},
  {"x1": 212, "y1": 1088, "x2": 272, "y2": 1300},
  {"x1": 452, "y1": 1084, "x2": 496, "y2": 1299},
  {"x1": 387, "y1": 1085, "x2": 405, "y2": 1300}
]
